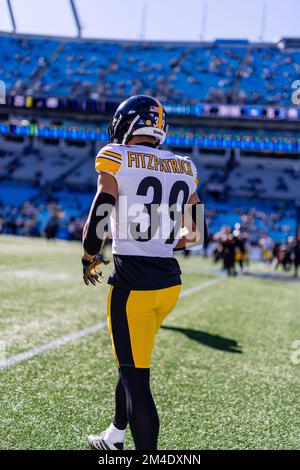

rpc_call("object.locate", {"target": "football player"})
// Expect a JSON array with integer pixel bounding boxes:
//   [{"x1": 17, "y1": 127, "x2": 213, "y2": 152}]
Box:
[{"x1": 82, "y1": 95, "x2": 207, "y2": 450}]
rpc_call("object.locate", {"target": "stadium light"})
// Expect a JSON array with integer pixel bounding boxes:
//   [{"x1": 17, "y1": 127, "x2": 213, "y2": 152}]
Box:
[
  {"x1": 140, "y1": 1, "x2": 148, "y2": 40},
  {"x1": 69, "y1": 0, "x2": 82, "y2": 38},
  {"x1": 6, "y1": 0, "x2": 16, "y2": 33},
  {"x1": 200, "y1": 1, "x2": 208, "y2": 41},
  {"x1": 259, "y1": 1, "x2": 268, "y2": 42}
]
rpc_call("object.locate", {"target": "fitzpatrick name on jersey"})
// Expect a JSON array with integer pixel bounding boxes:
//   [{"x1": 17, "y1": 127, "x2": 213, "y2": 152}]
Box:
[
  {"x1": 95, "y1": 143, "x2": 198, "y2": 258},
  {"x1": 127, "y1": 151, "x2": 195, "y2": 178}
]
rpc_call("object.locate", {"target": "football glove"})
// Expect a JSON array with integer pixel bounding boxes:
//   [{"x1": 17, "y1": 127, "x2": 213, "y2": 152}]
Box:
[{"x1": 82, "y1": 254, "x2": 110, "y2": 286}]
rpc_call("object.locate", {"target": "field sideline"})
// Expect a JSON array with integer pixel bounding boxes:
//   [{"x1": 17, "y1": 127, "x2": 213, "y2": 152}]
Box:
[{"x1": 0, "y1": 236, "x2": 299, "y2": 450}]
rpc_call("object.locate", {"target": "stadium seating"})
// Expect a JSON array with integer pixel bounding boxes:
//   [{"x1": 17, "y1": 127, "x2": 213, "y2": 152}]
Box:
[
  {"x1": 0, "y1": 33, "x2": 299, "y2": 243},
  {"x1": 238, "y1": 47, "x2": 300, "y2": 105},
  {"x1": 1, "y1": 33, "x2": 300, "y2": 105},
  {"x1": 226, "y1": 158, "x2": 300, "y2": 200},
  {"x1": 0, "y1": 35, "x2": 59, "y2": 94},
  {"x1": 0, "y1": 181, "x2": 39, "y2": 205},
  {"x1": 0, "y1": 132, "x2": 298, "y2": 242},
  {"x1": 205, "y1": 197, "x2": 296, "y2": 243},
  {"x1": 172, "y1": 45, "x2": 246, "y2": 103},
  {"x1": 0, "y1": 138, "x2": 90, "y2": 184},
  {"x1": 36, "y1": 41, "x2": 121, "y2": 98}
]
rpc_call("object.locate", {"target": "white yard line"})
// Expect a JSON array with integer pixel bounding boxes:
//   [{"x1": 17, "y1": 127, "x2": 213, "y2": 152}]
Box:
[
  {"x1": 179, "y1": 278, "x2": 222, "y2": 298},
  {"x1": 0, "y1": 322, "x2": 106, "y2": 370},
  {"x1": 0, "y1": 278, "x2": 223, "y2": 370}
]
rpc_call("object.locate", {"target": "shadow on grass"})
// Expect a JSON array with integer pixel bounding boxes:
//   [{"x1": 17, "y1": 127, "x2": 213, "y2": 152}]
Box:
[
  {"x1": 243, "y1": 271, "x2": 300, "y2": 282},
  {"x1": 161, "y1": 325, "x2": 242, "y2": 353}
]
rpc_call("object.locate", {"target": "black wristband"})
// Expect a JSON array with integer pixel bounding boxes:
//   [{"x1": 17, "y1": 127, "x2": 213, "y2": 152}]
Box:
[{"x1": 83, "y1": 192, "x2": 116, "y2": 256}]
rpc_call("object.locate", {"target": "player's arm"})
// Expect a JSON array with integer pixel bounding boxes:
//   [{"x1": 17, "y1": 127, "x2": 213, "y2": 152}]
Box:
[
  {"x1": 174, "y1": 191, "x2": 208, "y2": 251},
  {"x1": 81, "y1": 172, "x2": 118, "y2": 285}
]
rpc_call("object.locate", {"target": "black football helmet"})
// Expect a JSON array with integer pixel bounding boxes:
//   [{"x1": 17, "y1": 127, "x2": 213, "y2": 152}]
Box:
[{"x1": 108, "y1": 95, "x2": 168, "y2": 147}]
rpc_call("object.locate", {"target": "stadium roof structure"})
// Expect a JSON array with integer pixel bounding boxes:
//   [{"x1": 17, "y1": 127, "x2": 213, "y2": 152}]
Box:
[
  {"x1": 3, "y1": 0, "x2": 300, "y2": 44},
  {"x1": 5, "y1": 0, "x2": 82, "y2": 37},
  {"x1": 1, "y1": 28, "x2": 300, "y2": 49},
  {"x1": 2, "y1": 0, "x2": 300, "y2": 46}
]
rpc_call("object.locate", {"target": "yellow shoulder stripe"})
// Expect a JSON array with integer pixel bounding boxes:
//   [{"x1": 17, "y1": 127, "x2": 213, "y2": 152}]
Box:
[
  {"x1": 100, "y1": 149, "x2": 122, "y2": 161},
  {"x1": 95, "y1": 156, "x2": 121, "y2": 175},
  {"x1": 194, "y1": 177, "x2": 198, "y2": 186}
]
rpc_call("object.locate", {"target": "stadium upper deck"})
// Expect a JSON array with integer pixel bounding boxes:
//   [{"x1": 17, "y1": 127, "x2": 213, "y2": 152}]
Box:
[{"x1": 1, "y1": 32, "x2": 300, "y2": 106}]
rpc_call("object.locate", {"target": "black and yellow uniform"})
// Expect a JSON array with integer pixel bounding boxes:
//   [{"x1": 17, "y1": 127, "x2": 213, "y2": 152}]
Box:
[
  {"x1": 94, "y1": 141, "x2": 197, "y2": 371},
  {"x1": 107, "y1": 254, "x2": 181, "y2": 368},
  {"x1": 92, "y1": 126, "x2": 197, "y2": 449},
  {"x1": 107, "y1": 284, "x2": 181, "y2": 368},
  {"x1": 88, "y1": 96, "x2": 199, "y2": 450}
]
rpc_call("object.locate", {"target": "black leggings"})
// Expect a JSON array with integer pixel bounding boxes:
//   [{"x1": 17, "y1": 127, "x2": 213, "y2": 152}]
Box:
[{"x1": 113, "y1": 367, "x2": 159, "y2": 450}]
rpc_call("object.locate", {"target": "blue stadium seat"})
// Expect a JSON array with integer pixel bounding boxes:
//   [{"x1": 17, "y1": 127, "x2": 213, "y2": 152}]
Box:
[{"x1": 1, "y1": 34, "x2": 299, "y2": 105}]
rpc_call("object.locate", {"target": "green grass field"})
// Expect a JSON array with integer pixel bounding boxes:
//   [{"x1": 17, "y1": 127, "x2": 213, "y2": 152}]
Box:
[{"x1": 0, "y1": 235, "x2": 299, "y2": 450}]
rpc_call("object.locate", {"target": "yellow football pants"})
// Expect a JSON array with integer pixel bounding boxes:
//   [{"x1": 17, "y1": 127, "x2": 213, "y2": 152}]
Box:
[{"x1": 107, "y1": 285, "x2": 181, "y2": 368}]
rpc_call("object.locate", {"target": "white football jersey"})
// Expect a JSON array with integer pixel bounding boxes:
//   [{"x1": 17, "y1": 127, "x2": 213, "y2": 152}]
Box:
[{"x1": 95, "y1": 143, "x2": 198, "y2": 258}]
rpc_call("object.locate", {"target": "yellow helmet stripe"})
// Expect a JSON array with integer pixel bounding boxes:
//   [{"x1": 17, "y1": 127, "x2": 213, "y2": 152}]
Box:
[{"x1": 155, "y1": 99, "x2": 163, "y2": 129}]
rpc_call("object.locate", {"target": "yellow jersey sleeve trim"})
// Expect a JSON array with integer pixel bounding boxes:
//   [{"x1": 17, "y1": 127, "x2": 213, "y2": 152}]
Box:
[
  {"x1": 100, "y1": 149, "x2": 123, "y2": 161},
  {"x1": 194, "y1": 177, "x2": 198, "y2": 186},
  {"x1": 95, "y1": 156, "x2": 121, "y2": 175}
]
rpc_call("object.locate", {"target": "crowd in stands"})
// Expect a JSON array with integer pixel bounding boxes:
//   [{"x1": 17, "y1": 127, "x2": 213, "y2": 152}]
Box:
[
  {"x1": 1, "y1": 34, "x2": 300, "y2": 105},
  {"x1": 0, "y1": 194, "x2": 296, "y2": 248},
  {"x1": 206, "y1": 201, "x2": 295, "y2": 244},
  {"x1": 0, "y1": 137, "x2": 298, "y2": 246},
  {"x1": 0, "y1": 200, "x2": 85, "y2": 240},
  {"x1": 194, "y1": 157, "x2": 300, "y2": 201},
  {"x1": 1, "y1": 33, "x2": 299, "y2": 255},
  {"x1": 1, "y1": 196, "x2": 299, "y2": 277},
  {"x1": 1, "y1": 138, "x2": 299, "y2": 204},
  {"x1": 237, "y1": 47, "x2": 300, "y2": 105}
]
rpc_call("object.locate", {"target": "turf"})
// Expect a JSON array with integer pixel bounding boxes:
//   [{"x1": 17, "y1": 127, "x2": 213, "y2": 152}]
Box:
[{"x1": 0, "y1": 236, "x2": 299, "y2": 450}]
